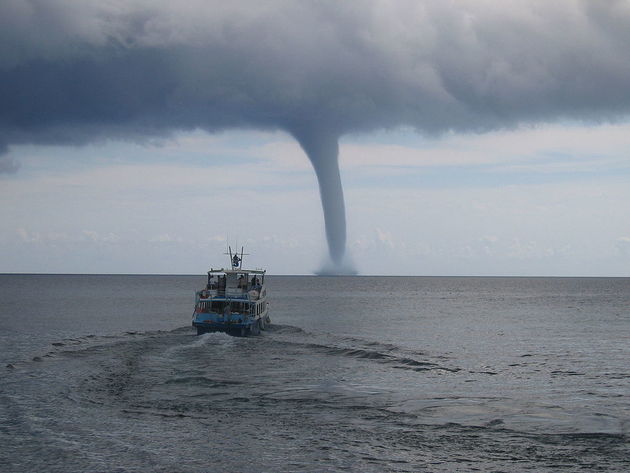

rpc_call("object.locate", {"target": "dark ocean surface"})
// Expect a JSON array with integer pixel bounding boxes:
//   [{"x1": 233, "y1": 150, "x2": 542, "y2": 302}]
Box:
[{"x1": 1, "y1": 275, "x2": 629, "y2": 472}]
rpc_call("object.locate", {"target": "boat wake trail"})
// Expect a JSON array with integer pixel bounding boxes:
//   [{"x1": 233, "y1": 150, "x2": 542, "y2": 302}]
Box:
[{"x1": 2, "y1": 326, "x2": 628, "y2": 473}]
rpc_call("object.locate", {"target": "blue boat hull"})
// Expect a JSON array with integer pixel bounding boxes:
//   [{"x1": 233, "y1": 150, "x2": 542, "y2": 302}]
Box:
[
  {"x1": 192, "y1": 312, "x2": 270, "y2": 336},
  {"x1": 193, "y1": 320, "x2": 257, "y2": 336}
]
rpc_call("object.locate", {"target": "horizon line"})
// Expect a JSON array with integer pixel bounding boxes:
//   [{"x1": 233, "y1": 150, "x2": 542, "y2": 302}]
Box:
[{"x1": 1, "y1": 272, "x2": 628, "y2": 279}]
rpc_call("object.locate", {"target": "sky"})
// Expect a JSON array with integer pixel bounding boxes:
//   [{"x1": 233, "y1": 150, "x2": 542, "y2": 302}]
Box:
[{"x1": 1, "y1": 0, "x2": 630, "y2": 276}]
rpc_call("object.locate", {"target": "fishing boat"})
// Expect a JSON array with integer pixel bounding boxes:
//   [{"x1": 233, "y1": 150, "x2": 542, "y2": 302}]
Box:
[{"x1": 192, "y1": 248, "x2": 270, "y2": 336}]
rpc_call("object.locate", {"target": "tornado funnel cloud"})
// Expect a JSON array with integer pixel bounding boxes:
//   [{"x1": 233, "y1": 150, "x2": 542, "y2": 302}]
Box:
[{"x1": 291, "y1": 128, "x2": 347, "y2": 268}]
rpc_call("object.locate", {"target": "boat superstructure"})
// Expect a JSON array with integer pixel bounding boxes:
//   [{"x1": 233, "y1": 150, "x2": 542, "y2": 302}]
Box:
[{"x1": 192, "y1": 248, "x2": 270, "y2": 336}]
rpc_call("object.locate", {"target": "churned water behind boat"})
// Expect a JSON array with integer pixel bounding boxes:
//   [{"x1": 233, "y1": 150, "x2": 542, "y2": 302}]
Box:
[{"x1": 1, "y1": 275, "x2": 629, "y2": 472}]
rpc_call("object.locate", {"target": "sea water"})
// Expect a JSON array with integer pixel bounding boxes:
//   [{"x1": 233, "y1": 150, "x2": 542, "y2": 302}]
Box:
[{"x1": 1, "y1": 275, "x2": 629, "y2": 472}]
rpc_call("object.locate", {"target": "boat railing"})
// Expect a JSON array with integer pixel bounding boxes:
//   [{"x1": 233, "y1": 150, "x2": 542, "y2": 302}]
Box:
[
  {"x1": 198, "y1": 286, "x2": 264, "y2": 302},
  {"x1": 196, "y1": 299, "x2": 254, "y2": 315}
]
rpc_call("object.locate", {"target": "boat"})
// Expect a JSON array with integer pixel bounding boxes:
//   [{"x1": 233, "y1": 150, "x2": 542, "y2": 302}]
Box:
[{"x1": 192, "y1": 247, "x2": 270, "y2": 336}]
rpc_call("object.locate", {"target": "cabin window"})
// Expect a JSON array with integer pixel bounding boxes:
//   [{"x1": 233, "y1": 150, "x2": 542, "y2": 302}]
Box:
[{"x1": 230, "y1": 301, "x2": 249, "y2": 314}]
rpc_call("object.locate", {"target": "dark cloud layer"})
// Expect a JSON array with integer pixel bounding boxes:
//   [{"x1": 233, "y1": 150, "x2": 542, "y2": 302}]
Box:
[
  {"x1": 3, "y1": 0, "x2": 630, "y2": 150},
  {"x1": 2, "y1": 0, "x2": 630, "y2": 266}
]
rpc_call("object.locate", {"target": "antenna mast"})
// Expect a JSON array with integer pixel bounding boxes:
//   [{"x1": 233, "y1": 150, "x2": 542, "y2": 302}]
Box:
[{"x1": 225, "y1": 243, "x2": 249, "y2": 269}]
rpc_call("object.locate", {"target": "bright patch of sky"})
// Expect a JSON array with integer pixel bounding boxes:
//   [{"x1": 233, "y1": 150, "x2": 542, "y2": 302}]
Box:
[{"x1": 1, "y1": 123, "x2": 629, "y2": 275}]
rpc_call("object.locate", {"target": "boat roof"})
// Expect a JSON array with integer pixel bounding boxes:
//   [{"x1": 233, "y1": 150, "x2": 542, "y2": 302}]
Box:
[{"x1": 207, "y1": 268, "x2": 266, "y2": 274}]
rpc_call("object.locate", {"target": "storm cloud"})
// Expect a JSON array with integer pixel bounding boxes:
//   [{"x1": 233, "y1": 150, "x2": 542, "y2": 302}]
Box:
[{"x1": 2, "y1": 0, "x2": 630, "y2": 267}]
